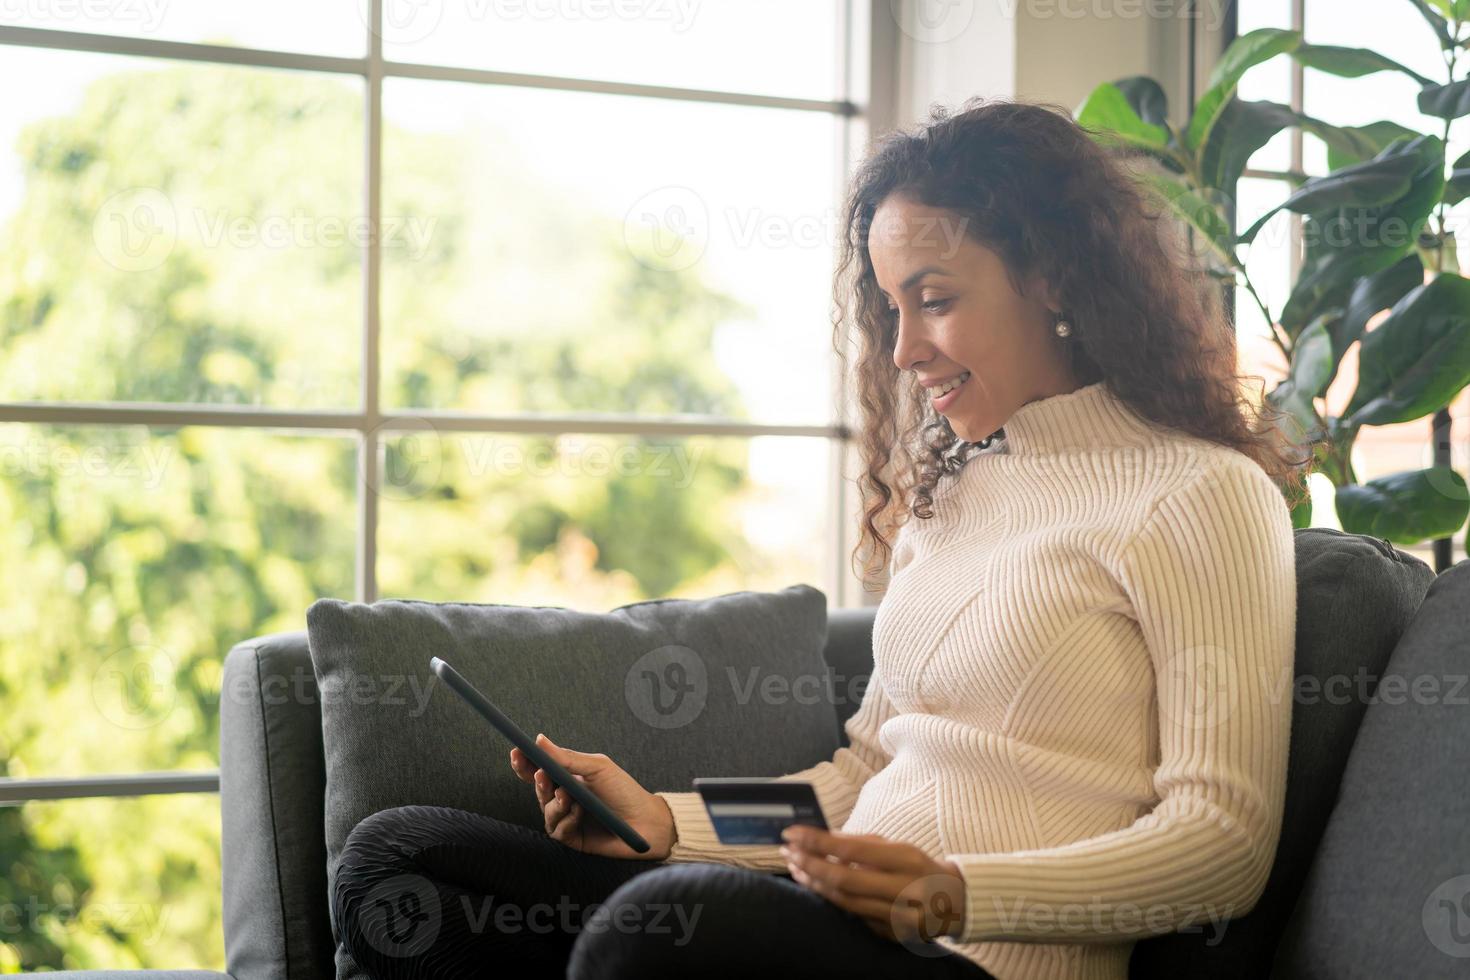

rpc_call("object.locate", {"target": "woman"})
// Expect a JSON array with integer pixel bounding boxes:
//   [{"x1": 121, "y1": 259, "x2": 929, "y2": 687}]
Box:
[{"x1": 333, "y1": 96, "x2": 1310, "y2": 980}]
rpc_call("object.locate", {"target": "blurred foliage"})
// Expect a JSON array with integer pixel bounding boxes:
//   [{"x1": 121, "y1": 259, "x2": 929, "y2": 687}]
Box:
[{"x1": 0, "y1": 62, "x2": 811, "y2": 971}]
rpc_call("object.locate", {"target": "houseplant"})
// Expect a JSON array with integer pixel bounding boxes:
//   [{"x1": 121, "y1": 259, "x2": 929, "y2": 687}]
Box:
[{"x1": 1074, "y1": 0, "x2": 1470, "y2": 572}]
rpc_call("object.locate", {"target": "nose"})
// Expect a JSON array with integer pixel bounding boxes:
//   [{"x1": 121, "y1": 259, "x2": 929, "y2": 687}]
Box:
[{"x1": 890, "y1": 305, "x2": 934, "y2": 374}]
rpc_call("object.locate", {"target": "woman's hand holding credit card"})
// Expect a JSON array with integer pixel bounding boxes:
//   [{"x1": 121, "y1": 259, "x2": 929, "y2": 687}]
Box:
[{"x1": 693, "y1": 778, "x2": 829, "y2": 844}]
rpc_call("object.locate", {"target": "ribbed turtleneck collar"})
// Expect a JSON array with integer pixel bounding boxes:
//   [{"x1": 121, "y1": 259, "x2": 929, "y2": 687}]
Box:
[{"x1": 988, "y1": 380, "x2": 1157, "y2": 455}]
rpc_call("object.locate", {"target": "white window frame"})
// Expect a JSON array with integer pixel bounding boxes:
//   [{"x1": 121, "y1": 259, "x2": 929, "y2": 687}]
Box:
[{"x1": 0, "y1": 0, "x2": 896, "y2": 804}]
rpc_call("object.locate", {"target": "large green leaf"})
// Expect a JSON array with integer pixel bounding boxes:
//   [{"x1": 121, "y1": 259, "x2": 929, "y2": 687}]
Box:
[
  {"x1": 1112, "y1": 76, "x2": 1169, "y2": 128},
  {"x1": 1315, "y1": 120, "x2": 1425, "y2": 171},
  {"x1": 1407, "y1": 0, "x2": 1456, "y2": 49},
  {"x1": 1184, "y1": 28, "x2": 1301, "y2": 152},
  {"x1": 1280, "y1": 135, "x2": 1445, "y2": 335},
  {"x1": 1291, "y1": 43, "x2": 1435, "y2": 85},
  {"x1": 1445, "y1": 147, "x2": 1470, "y2": 205},
  {"x1": 1326, "y1": 255, "x2": 1426, "y2": 386},
  {"x1": 1238, "y1": 150, "x2": 1423, "y2": 245},
  {"x1": 1202, "y1": 103, "x2": 1389, "y2": 202},
  {"x1": 1267, "y1": 316, "x2": 1333, "y2": 443},
  {"x1": 1345, "y1": 272, "x2": 1470, "y2": 426},
  {"x1": 1201, "y1": 99, "x2": 1302, "y2": 192},
  {"x1": 1425, "y1": 0, "x2": 1470, "y2": 18},
  {"x1": 1141, "y1": 174, "x2": 1238, "y2": 272},
  {"x1": 1076, "y1": 81, "x2": 1171, "y2": 152},
  {"x1": 1335, "y1": 467, "x2": 1470, "y2": 544},
  {"x1": 1419, "y1": 78, "x2": 1470, "y2": 119}
]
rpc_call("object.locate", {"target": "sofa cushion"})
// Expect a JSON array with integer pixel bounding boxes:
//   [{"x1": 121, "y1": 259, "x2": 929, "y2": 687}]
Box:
[
  {"x1": 306, "y1": 585, "x2": 838, "y2": 980},
  {"x1": 1271, "y1": 558, "x2": 1470, "y2": 979},
  {"x1": 1130, "y1": 528, "x2": 1435, "y2": 979}
]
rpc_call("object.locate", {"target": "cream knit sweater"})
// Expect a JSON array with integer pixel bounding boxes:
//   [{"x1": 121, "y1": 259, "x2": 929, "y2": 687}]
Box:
[{"x1": 655, "y1": 380, "x2": 1298, "y2": 980}]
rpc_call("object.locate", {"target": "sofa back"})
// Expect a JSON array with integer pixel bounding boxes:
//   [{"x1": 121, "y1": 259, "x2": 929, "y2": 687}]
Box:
[
  {"x1": 1128, "y1": 528, "x2": 1435, "y2": 977},
  {"x1": 1271, "y1": 558, "x2": 1470, "y2": 978}
]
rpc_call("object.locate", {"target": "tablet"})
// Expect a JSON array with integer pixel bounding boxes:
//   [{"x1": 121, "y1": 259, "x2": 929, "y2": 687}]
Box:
[{"x1": 429, "y1": 656, "x2": 652, "y2": 854}]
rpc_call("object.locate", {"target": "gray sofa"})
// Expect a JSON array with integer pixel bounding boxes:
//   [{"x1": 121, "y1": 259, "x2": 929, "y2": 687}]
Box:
[{"x1": 25, "y1": 528, "x2": 1470, "y2": 979}]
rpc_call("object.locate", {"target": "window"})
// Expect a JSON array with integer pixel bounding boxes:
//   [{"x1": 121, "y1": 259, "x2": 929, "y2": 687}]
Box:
[
  {"x1": 1231, "y1": 0, "x2": 1470, "y2": 564},
  {"x1": 0, "y1": 3, "x2": 868, "y2": 968}
]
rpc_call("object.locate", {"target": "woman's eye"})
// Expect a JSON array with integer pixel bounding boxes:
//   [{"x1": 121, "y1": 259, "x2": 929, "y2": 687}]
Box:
[{"x1": 922, "y1": 299, "x2": 950, "y2": 313}]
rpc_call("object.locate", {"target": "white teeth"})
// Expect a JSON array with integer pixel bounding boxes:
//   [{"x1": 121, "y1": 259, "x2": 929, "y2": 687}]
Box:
[{"x1": 934, "y1": 372, "x2": 970, "y2": 397}]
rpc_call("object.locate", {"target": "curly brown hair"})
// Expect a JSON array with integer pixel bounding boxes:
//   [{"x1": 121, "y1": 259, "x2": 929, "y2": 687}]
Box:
[{"x1": 832, "y1": 95, "x2": 1314, "y2": 593}]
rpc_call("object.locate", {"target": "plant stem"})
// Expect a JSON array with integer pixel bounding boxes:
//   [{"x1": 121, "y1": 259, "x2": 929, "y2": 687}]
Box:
[{"x1": 1240, "y1": 271, "x2": 1293, "y2": 362}]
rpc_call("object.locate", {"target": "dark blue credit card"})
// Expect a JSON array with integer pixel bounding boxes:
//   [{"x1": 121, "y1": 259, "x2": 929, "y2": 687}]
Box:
[{"x1": 692, "y1": 778, "x2": 829, "y2": 845}]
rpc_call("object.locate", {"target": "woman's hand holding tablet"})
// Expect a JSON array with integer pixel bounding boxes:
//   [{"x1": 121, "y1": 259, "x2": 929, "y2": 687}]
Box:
[
  {"x1": 508, "y1": 735, "x2": 677, "y2": 860},
  {"x1": 429, "y1": 655, "x2": 673, "y2": 859}
]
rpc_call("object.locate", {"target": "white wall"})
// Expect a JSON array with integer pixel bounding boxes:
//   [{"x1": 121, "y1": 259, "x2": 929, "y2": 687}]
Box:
[{"x1": 876, "y1": 0, "x2": 1225, "y2": 133}]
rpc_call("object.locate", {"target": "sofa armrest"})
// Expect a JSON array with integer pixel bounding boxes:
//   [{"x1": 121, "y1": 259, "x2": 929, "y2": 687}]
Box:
[{"x1": 220, "y1": 632, "x2": 335, "y2": 980}]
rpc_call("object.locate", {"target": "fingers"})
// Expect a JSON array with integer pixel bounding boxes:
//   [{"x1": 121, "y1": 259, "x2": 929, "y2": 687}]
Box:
[
  {"x1": 535, "y1": 733, "x2": 609, "y2": 777},
  {"x1": 783, "y1": 828, "x2": 927, "y2": 872},
  {"x1": 548, "y1": 793, "x2": 583, "y2": 844},
  {"x1": 509, "y1": 748, "x2": 535, "y2": 783},
  {"x1": 784, "y1": 846, "x2": 913, "y2": 902},
  {"x1": 542, "y1": 780, "x2": 567, "y2": 833}
]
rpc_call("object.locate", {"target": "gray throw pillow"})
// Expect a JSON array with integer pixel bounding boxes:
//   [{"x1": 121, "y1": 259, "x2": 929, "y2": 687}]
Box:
[{"x1": 305, "y1": 584, "x2": 839, "y2": 980}]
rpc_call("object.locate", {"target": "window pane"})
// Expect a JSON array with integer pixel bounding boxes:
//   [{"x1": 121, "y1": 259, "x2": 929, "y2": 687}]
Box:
[
  {"x1": 377, "y1": 432, "x2": 831, "y2": 606},
  {"x1": 0, "y1": 50, "x2": 363, "y2": 407},
  {"x1": 1235, "y1": 0, "x2": 1295, "y2": 175},
  {"x1": 1234, "y1": 176, "x2": 1294, "y2": 368},
  {"x1": 381, "y1": 81, "x2": 841, "y2": 424},
  {"x1": 0, "y1": 0, "x2": 364, "y2": 57},
  {"x1": 0, "y1": 794, "x2": 221, "y2": 971},
  {"x1": 1303, "y1": 0, "x2": 1468, "y2": 175},
  {"x1": 380, "y1": 0, "x2": 841, "y2": 101},
  {"x1": 0, "y1": 424, "x2": 355, "y2": 779}
]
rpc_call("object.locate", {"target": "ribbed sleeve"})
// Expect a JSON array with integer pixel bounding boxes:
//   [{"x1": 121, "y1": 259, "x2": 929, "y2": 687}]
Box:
[
  {"x1": 949, "y1": 458, "x2": 1297, "y2": 944},
  {"x1": 656, "y1": 661, "x2": 900, "y2": 868}
]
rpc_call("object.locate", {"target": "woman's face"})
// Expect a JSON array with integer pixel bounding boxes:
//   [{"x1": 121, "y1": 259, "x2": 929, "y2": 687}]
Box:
[{"x1": 867, "y1": 192, "x2": 1079, "y2": 443}]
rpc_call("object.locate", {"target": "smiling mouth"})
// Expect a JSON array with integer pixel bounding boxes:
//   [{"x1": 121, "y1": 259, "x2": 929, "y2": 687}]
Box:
[
  {"x1": 931, "y1": 371, "x2": 971, "y2": 410},
  {"x1": 931, "y1": 371, "x2": 970, "y2": 398}
]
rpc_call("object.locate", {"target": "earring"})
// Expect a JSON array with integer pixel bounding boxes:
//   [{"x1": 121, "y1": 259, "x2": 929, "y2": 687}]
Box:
[{"x1": 1054, "y1": 316, "x2": 1072, "y2": 338}]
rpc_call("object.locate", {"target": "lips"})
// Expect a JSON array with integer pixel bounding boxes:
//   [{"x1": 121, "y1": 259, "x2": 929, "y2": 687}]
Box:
[{"x1": 930, "y1": 371, "x2": 970, "y2": 412}]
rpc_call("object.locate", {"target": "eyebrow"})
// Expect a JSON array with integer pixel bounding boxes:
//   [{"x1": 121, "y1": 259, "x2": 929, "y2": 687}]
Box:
[{"x1": 878, "y1": 265, "x2": 952, "y2": 298}]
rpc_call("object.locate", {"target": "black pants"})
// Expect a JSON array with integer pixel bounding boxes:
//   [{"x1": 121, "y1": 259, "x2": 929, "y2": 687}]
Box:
[{"x1": 332, "y1": 804, "x2": 997, "y2": 979}]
